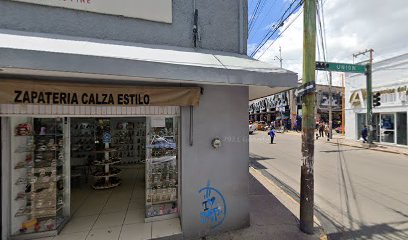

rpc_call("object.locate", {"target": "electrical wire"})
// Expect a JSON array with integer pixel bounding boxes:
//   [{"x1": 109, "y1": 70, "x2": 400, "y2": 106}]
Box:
[
  {"x1": 250, "y1": 0, "x2": 300, "y2": 56},
  {"x1": 250, "y1": 0, "x2": 301, "y2": 57},
  {"x1": 250, "y1": 0, "x2": 303, "y2": 57},
  {"x1": 256, "y1": 8, "x2": 303, "y2": 60},
  {"x1": 248, "y1": 0, "x2": 266, "y2": 34},
  {"x1": 248, "y1": 0, "x2": 279, "y2": 42},
  {"x1": 248, "y1": 0, "x2": 261, "y2": 32},
  {"x1": 316, "y1": 0, "x2": 330, "y2": 84}
]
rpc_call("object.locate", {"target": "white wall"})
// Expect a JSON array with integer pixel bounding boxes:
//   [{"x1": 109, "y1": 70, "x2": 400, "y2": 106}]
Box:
[
  {"x1": 345, "y1": 54, "x2": 408, "y2": 141},
  {"x1": 180, "y1": 85, "x2": 249, "y2": 239}
]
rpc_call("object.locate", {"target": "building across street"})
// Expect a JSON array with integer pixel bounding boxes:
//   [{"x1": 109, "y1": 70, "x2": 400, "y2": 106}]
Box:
[
  {"x1": 345, "y1": 53, "x2": 408, "y2": 146},
  {"x1": 249, "y1": 84, "x2": 343, "y2": 131}
]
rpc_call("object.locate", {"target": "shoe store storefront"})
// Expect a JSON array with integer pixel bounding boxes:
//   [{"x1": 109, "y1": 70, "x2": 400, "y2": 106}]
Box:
[
  {"x1": 0, "y1": 80, "x2": 201, "y2": 239},
  {"x1": 0, "y1": 31, "x2": 297, "y2": 240}
]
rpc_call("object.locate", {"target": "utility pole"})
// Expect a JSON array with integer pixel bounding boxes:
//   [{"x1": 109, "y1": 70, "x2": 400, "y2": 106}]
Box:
[
  {"x1": 353, "y1": 49, "x2": 374, "y2": 144},
  {"x1": 300, "y1": 0, "x2": 316, "y2": 234},
  {"x1": 328, "y1": 71, "x2": 333, "y2": 140},
  {"x1": 275, "y1": 46, "x2": 283, "y2": 68}
]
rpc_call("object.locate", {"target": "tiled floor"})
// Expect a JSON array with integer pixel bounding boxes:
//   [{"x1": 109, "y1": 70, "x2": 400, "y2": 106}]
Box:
[{"x1": 38, "y1": 165, "x2": 181, "y2": 240}]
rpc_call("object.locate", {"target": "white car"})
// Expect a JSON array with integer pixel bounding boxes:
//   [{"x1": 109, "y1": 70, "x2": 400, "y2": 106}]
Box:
[{"x1": 249, "y1": 124, "x2": 256, "y2": 134}]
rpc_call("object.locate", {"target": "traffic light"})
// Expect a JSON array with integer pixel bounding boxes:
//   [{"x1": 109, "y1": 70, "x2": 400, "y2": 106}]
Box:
[
  {"x1": 373, "y1": 92, "x2": 381, "y2": 107},
  {"x1": 315, "y1": 61, "x2": 329, "y2": 70}
]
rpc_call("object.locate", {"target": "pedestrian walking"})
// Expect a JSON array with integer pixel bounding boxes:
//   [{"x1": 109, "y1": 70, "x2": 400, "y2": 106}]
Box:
[
  {"x1": 324, "y1": 123, "x2": 329, "y2": 138},
  {"x1": 319, "y1": 123, "x2": 324, "y2": 137},
  {"x1": 361, "y1": 125, "x2": 368, "y2": 143},
  {"x1": 268, "y1": 127, "x2": 276, "y2": 144}
]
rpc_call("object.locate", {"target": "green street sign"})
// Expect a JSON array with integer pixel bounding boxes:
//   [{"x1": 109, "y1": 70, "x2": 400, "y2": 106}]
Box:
[{"x1": 315, "y1": 61, "x2": 366, "y2": 73}]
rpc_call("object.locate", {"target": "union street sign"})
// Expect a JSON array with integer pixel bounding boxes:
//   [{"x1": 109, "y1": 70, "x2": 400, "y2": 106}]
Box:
[{"x1": 315, "y1": 61, "x2": 366, "y2": 73}]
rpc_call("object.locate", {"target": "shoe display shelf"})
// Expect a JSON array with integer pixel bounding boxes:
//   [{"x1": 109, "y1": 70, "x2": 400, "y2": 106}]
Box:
[
  {"x1": 145, "y1": 117, "x2": 178, "y2": 222},
  {"x1": 70, "y1": 118, "x2": 96, "y2": 169},
  {"x1": 111, "y1": 118, "x2": 146, "y2": 164},
  {"x1": 11, "y1": 118, "x2": 67, "y2": 239},
  {"x1": 91, "y1": 143, "x2": 121, "y2": 190}
]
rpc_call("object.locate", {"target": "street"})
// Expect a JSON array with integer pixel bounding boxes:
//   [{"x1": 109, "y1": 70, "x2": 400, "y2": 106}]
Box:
[{"x1": 249, "y1": 131, "x2": 408, "y2": 240}]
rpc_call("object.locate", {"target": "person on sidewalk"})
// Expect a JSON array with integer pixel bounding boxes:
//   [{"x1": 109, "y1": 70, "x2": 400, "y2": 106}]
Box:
[
  {"x1": 319, "y1": 123, "x2": 324, "y2": 138},
  {"x1": 268, "y1": 127, "x2": 276, "y2": 144},
  {"x1": 361, "y1": 125, "x2": 368, "y2": 143}
]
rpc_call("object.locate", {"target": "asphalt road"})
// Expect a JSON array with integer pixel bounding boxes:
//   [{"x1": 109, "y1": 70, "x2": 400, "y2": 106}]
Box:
[{"x1": 249, "y1": 131, "x2": 408, "y2": 240}]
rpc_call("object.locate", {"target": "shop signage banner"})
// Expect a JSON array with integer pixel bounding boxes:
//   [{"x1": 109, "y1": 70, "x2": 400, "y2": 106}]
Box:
[
  {"x1": 0, "y1": 80, "x2": 200, "y2": 106},
  {"x1": 9, "y1": 0, "x2": 172, "y2": 23}
]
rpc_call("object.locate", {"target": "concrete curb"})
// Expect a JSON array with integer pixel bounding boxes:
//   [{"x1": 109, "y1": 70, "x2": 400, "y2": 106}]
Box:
[
  {"x1": 325, "y1": 139, "x2": 408, "y2": 156},
  {"x1": 278, "y1": 131, "x2": 408, "y2": 156},
  {"x1": 249, "y1": 167, "x2": 328, "y2": 240}
]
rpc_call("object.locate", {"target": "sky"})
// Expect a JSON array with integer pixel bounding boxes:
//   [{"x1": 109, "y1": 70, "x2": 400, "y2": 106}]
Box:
[{"x1": 248, "y1": 0, "x2": 408, "y2": 86}]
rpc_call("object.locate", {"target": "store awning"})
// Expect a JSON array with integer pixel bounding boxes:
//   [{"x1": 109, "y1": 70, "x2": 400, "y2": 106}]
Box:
[{"x1": 0, "y1": 30, "x2": 298, "y2": 100}]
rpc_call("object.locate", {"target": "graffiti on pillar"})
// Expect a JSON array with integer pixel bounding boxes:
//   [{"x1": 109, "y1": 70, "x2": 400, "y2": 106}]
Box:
[{"x1": 198, "y1": 181, "x2": 227, "y2": 229}]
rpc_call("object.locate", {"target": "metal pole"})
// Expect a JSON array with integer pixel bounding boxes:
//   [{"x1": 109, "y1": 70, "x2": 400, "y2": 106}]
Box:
[
  {"x1": 328, "y1": 71, "x2": 333, "y2": 139},
  {"x1": 366, "y1": 63, "x2": 373, "y2": 144},
  {"x1": 279, "y1": 46, "x2": 283, "y2": 68},
  {"x1": 275, "y1": 46, "x2": 283, "y2": 68},
  {"x1": 353, "y1": 49, "x2": 374, "y2": 145},
  {"x1": 300, "y1": 0, "x2": 316, "y2": 234},
  {"x1": 341, "y1": 74, "x2": 345, "y2": 136}
]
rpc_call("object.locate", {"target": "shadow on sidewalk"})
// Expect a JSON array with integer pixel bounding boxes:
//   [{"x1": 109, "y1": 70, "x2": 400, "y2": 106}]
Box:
[
  {"x1": 208, "y1": 175, "x2": 319, "y2": 240},
  {"x1": 327, "y1": 220, "x2": 408, "y2": 240}
]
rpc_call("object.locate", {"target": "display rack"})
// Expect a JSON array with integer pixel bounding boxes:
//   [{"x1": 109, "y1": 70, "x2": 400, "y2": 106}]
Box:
[
  {"x1": 92, "y1": 143, "x2": 121, "y2": 190},
  {"x1": 70, "y1": 118, "x2": 95, "y2": 171},
  {"x1": 11, "y1": 118, "x2": 67, "y2": 238},
  {"x1": 111, "y1": 118, "x2": 146, "y2": 164},
  {"x1": 145, "y1": 117, "x2": 179, "y2": 222}
]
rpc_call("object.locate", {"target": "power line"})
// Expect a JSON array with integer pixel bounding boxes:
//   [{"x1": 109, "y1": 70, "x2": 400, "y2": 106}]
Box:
[
  {"x1": 250, "y1": 0, "x2": 303, "y2": 57},
  {"x1": 248, "y1": 0, "x2": 280, "y2": 42},
  {"x1": 256, "y1": 8, "x2": 303, "y2": 59},
  {"x1": 248, "y1": 0, "x2": 267, "y2": 34},
  {"x1": 316, "y1": 0, "x2": 330, "y2": 84},
  {"x1": 248, "y1": 0, "x2": 261, "y2": 32},
  {"x1": 250, "y1": 0, "x2": 300, "y2": 57}
]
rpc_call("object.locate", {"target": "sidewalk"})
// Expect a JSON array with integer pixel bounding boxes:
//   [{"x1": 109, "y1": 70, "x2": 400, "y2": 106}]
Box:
[
  {"x1": 328, "y1": 135, "x2": 408, "y2": 156},
  {"x1": 284, "y1": 131, "x2": 408, "y2": 156},
  {"x1": 208, "y1": 168, "x2": 323, "y2": 240}
]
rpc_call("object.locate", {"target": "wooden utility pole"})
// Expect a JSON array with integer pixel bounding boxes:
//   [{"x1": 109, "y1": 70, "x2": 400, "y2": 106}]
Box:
[
  {"x1": 328, "y1": 71, "x2": 333, "y2": 140},
  {"x1": 300, "y1": 0, "x2": 316, "y2": 234}
]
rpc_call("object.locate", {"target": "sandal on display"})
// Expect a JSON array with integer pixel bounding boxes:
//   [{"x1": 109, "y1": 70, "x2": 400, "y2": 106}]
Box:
[
  {"x1": 14, "y1": 161, "x2": 27, "y2": 169},
  {"x1": 15, "y1": 178, "x2": 27, "y2": 185},
  {"x1": 37, "y1": 145, "x2": 47, "y2": 151}
]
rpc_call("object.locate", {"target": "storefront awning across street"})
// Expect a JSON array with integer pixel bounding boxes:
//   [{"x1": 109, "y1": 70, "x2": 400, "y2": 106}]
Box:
[{"x1": 0, "y1": 30, "x2": 298, "y2": 100}]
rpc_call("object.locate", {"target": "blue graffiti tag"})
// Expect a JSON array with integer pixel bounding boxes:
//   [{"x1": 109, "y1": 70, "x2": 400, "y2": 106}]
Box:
[{"x1": 198, "y1": 181, "x2": 227, "y2": 229}]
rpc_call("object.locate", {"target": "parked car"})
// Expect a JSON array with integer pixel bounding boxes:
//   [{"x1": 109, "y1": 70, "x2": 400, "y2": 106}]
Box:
[
  {"x1": 249, "y1": 122, "x2": 256, "y2": 134},
  {"x1": 257, "y1": 121, "x2": 267, "y2": 131}
]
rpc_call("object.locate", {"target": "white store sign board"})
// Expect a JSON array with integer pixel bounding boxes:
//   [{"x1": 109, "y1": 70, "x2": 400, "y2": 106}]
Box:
[
  {"x1": 151, "y1": 116, "x2": 166, "y2": 127},
  {"x1": 10, "y1": 0, "x2": 173, "y2": 23}
]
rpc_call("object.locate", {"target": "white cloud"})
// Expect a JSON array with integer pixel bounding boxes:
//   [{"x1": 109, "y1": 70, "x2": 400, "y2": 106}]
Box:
[{"x1": 253, "y1": 0, "x2": 408, "y2": 86}]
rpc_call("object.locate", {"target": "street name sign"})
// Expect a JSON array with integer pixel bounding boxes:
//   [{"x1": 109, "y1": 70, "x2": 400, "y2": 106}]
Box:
[
  {"x1": 315, "y1": 61, "x2": 365, "y2": 73},
  {"x1": 295, "y1": 81, "x2": 316, "y2": 97}
]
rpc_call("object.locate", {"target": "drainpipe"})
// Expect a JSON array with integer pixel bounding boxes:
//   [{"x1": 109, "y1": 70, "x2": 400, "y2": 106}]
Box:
[{"x1": 239, "y1": 0, "x2": 244, "y2": 54}]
